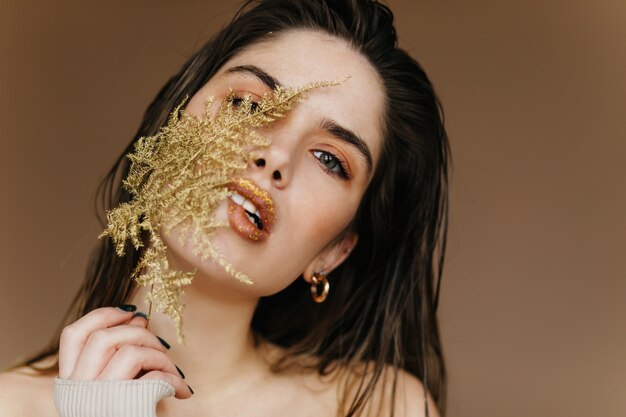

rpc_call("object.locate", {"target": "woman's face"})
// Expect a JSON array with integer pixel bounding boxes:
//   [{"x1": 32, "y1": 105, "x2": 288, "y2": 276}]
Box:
[{"x1": 163, "y1": 29, "x2": 385, "y2": 297}]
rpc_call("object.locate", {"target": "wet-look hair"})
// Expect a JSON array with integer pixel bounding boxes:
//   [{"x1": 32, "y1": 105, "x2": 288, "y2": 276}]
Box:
[{"x1": 18, "y1": 1, "x2": 449, "y2": 416}]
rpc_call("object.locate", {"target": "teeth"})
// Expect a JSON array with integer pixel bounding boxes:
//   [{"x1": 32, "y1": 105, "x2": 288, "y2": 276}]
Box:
[
  {"x1": 230, "y1": 192, "x2": 259, "y2": 215},
  {"x1": 244, "y1": 210, "x2": 263, "y2": 230},
  {"x1": 231, "y1": 193, "x2": 245, "y2": 206},
  {"x1": 242, "y1": 200, "x2": 256, "y2": 214}
]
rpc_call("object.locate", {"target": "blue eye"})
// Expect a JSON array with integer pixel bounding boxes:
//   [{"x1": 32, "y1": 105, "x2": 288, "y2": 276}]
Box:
[{"x1": 312, "y1": 150, "x2": 351, "y2": 180}]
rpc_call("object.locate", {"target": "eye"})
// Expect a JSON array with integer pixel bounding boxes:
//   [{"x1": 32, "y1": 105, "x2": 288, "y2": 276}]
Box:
[
  {"x1": 312, "y1": 150, "x2": 351, "y2": 180},
  {"x1": 226, "y1": 92, "x2": 260, "y2": 113}
]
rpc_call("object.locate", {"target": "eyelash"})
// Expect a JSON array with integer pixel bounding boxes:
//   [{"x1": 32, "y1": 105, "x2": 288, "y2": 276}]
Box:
[
  {"x1": 227, "y1": 93, "x2": 260, "y2": 113},
  {"x1": 312, "y1": 150, "x2": 352, "y2": 180},
  {"x1": 227, "y1": 91, "x2": 351, "y2": 181}
]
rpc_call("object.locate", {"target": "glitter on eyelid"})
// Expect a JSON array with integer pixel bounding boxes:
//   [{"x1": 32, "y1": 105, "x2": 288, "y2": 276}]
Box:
[{"x1": 98, "y1": 79, "x2": 341, "y2": 344}]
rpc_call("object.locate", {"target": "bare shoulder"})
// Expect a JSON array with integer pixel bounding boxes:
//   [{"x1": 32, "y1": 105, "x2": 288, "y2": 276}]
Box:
[
  {"x1": 0, "y1": 364, "x2": 58, "y2": 417},
  {"x1": 389, "y1": 368, "x2": 440, "y2": 417},
  {"x1": 344, "y1": 364, "x2": 441, "y2": 417},
  {"x1": 260, "y1": 343, "x2": 441, "y2": 417}
]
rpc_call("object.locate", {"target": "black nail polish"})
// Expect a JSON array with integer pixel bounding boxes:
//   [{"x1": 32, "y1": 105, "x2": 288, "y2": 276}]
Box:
[
  {"x1": 175, "y1": 365, "x2": 185, "y2": 379},
  {"x1": 132, "y1": 312, "x2": 148, "y2": 320},
  {"x1": 117, "y1": 304, "x2": 137, "y2": 312},
  {"x1": 156, "y1": 336, "x2": 171, "y2": 350},
  {"x1": 187, "y1": 384, "x2": 194, "y2": 395}
]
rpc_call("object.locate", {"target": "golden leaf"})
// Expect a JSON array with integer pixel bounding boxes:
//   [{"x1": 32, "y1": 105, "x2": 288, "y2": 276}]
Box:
[{"x1": 99, "y1": 80, "x2": 340, "y2": 344}]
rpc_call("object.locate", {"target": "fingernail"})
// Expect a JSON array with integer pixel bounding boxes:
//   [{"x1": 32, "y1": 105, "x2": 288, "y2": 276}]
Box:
[
  {"x1": 117, "y1": 304, "x2": 137, "y2": 312},
  {"x1": 175, "y1": 365, "x2": 185, "y2": 379},
  {"x1": 156, "y1": 336, "x2": 171, "y2": 350},
  {"x1": 187, "y1": 384, "x2": 194, "y2": 395},
  {"x1": 132, "y1": 312, "x2": 148, "y2": 320}
]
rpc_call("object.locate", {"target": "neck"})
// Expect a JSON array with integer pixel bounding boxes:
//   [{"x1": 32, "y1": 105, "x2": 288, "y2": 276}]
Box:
[{"x1": 128, "y1": 276, "x2": 265, "y2": 393}]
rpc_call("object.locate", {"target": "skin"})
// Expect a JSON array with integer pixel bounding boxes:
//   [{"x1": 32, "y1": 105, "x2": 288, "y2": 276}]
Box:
[
  {"x1": 0, "y1": 30, "x2": 438, "y2": 417},
  {"x1": 163, "y1": 29, "x2": 384, "y2": 299}
]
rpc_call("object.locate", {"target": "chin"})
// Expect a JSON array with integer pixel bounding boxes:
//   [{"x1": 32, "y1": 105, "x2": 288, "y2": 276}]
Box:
[
  {"x1": 159, "y1": 226, "x2": 268, "y2": 298},
  {"x1": 160, "y1": 202, "x2": 303, "y2": 299}
]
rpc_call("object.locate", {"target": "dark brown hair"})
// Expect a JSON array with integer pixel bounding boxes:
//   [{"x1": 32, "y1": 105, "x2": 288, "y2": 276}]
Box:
[{"x1": 16, "y1": 1, "x2": 449, "y2": 416}]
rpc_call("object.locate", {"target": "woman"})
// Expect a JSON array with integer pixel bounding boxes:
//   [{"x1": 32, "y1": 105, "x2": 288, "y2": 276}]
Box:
[{"x1": 0, "y1": 0, "x2": 449, "y2": 416}]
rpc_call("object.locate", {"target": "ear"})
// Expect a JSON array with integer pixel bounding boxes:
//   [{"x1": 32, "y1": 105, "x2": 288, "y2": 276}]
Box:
[{"x1": 303, "y1": 232, "x2": 358, "y2": 282}]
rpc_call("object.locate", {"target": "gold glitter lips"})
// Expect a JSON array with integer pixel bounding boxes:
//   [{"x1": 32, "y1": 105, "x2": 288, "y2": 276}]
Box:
[
  {"x1": 227, "y1": 178, "x2": 275, "y2": 242},
  {"x1": 99, "y1": 78, "x2": 342, "y2": 344}
]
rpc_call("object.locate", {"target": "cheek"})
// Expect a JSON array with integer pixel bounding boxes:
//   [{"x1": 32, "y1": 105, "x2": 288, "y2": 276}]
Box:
[
  {"x1": 254, "y1": 192, "x2": 356, "y2": 291},
  {"x1": 291, "y1": 180, "x2": 358, "y2": 250}
]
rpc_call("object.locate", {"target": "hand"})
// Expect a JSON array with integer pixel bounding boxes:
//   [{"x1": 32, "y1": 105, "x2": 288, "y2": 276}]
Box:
[{"x1": 58, "y1": 305, "x2": 193, "y2": 399}]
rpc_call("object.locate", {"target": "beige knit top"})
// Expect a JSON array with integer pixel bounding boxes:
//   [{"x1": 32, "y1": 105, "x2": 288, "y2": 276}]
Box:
[{"x1": 54, "y1": 378, "x2": 174, "y2": 417}]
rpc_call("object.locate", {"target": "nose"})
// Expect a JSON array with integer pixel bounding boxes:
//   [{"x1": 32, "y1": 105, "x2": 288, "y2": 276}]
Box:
[
  {"x1": 249, "y1": 146, "x2": 290, "y2": 188},
  {"x1": 248, "y1": 113, "x2": 305, "y2": 188},
  {"x1": 253, "y1": 157, "x2": 282, "y2": 179}
]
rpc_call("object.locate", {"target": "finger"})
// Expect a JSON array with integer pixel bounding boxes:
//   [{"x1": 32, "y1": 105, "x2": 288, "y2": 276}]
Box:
[
  {"x1": 70, "y1": 324, "x2": 171, "y2": 380},
  {"x1": 127, "y1": 313, "x2": 171, "y2": 349},
  {"x1": 98, "y1": 345, "x2": 192, "y2": 399},
  {"x1": 128, "y1": 311, "x2": 149, "y2": 328},
  {"x1": 58, "y1": 305, "x2": 137, "y2": 379},
  {"x1": 141, "y1": 370, "x2": 194, "y2": 399}
]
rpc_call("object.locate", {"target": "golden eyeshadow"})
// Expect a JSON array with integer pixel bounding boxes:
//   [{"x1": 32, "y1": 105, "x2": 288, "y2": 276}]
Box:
[{"x1": 99, "y1": 80, "x2": 340, "y2": 344}]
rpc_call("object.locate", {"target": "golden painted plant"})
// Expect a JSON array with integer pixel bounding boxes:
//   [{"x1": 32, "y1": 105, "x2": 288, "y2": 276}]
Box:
[{"x1": 99, "y1": 80, "x2": 337, "y2": 343}]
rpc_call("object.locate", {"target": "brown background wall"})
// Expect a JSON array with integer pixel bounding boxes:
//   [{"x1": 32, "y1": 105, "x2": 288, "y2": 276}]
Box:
[{"x1": 1, "y1": 1, "x2": 624, "y2": 416}]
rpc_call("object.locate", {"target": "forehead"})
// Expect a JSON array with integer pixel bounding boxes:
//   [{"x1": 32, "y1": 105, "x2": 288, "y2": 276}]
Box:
[{"x1": 214, "y1": 29, "x2": 386, "y2": 166}]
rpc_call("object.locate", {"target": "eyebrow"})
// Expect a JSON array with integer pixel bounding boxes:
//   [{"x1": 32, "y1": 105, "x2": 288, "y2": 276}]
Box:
[
  {"x1": 225, "y1": 64, "x2": 374, "y2": 176},
  {"x1": 224, "y1": 65, "x2": 283, "y2": 90},
  {"x1": 320, "y1": 118, "x2": 373, "y2": 175}
]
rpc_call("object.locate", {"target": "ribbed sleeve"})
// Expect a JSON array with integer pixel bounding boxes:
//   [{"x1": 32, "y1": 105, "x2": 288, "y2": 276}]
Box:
[{"x1": 53, "y1": 377, "x2": 175, "y2": 417}]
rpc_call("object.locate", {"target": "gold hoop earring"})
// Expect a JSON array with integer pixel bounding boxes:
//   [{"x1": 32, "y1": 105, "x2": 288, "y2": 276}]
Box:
[{"x1": 310, "y1": 272, "x2": 329, "y2": 303}]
